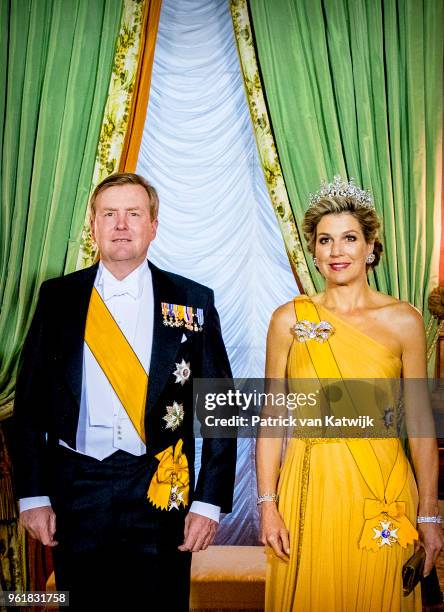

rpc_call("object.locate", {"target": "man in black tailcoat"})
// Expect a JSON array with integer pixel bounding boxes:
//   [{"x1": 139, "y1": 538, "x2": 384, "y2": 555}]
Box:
[{"x1": 12, "y1": 172, "x2": 237, "y2": 610}]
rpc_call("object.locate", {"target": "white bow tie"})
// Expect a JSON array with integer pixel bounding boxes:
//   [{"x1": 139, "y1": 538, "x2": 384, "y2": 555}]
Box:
[{"x1": 102, "y1": 276, "x2": 140, "y2": 300}]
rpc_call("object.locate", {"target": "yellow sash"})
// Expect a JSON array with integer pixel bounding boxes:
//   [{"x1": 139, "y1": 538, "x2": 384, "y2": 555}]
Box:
[
  {"x1": 84, "y1": 287, "x2": 189, "y2": 510},
  {"x1": 294, "y1": 299, "x2": 418, "y2": 550},
  {"x1": 85, "y1": 287, "x2": 148, "y2": 441}
]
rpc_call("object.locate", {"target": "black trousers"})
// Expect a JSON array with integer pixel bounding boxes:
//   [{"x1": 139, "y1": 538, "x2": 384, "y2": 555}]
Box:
[{"x1": 51, "y1": 446, "x2": 191, "y2": 611}]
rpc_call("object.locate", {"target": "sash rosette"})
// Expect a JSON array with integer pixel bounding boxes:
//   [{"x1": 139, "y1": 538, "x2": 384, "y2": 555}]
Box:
[
  {"x1": 359, "y1": 499, "x2": 418, "y2": 550},
  {"x1": 147, "y1": 438, "x2": 190, "y2": 510}
]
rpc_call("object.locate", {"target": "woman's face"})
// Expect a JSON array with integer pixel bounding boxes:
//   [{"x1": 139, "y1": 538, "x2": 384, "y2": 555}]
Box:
[{"x1": 314, "y1": 212, "x2": 374, "y2": 285}]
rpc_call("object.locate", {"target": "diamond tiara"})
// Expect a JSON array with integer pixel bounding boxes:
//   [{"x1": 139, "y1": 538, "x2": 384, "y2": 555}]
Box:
[{"x1": 309, "y1": 175, "x2": 374, "y2": 209}]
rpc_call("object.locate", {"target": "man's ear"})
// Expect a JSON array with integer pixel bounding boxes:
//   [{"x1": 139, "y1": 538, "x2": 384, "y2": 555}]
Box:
[
  {"x1": 90, "y1": 214, "x2": 96, "y2": 242},
  {"x1": 90, "y1": 216, "x2": 100, "y2": 263},
  {"x1": 151, "y1": 218, "x2": 159, "y2": 239}
]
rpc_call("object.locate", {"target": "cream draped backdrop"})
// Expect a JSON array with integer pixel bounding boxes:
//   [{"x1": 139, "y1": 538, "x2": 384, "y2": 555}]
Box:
[{"x1": 136, "y1": 0, "x2": 296, "y2": 543}]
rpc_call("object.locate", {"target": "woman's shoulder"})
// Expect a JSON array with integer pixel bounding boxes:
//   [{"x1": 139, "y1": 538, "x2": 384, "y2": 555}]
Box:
[
  {"x1": 271, "y1": 299, "x2": 296, "y2": 321},
  {"x1": 371, "y1": 292, "x2": 424, "y2": 332},
  {"x1": 269, "y1": 298, "x2": 301, "y2": 333},
  {"x1": 269, "y1": 294, "x2": 317, "y2": 332}
]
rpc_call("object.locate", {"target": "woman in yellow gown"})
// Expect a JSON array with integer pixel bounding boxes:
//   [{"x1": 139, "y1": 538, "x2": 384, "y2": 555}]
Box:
[{"x1": 257, "y1": 177, "x2": 443, "y2": 611}]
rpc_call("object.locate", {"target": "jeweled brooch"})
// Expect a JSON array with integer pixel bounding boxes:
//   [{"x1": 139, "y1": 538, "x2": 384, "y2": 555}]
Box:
[
  {"x1": 173, "y1": 359, "x2": 191, "y2": 385},
  {"x1": 293, "y1": 320, "x2": 334, "y2": 343},
  {"x1": 163, "y1": 402, "x2": 184, "y2": 431},
  {"x1": 372, "y1": 520, "x2": 399, "y2": 546}
]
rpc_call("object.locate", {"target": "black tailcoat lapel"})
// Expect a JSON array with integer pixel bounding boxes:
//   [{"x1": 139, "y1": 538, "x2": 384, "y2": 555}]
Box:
[
  {"x1": 147, "y1": 261, "x2": 183, "y2": 412},
  {"x1": 62, "y1": 263, "x2": 98, "y2": 409}
]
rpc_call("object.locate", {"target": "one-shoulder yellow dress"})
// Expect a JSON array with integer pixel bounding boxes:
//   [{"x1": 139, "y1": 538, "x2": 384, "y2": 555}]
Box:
[{"x1": 265, "y1": 296, "x2": 421, "y2": 611}]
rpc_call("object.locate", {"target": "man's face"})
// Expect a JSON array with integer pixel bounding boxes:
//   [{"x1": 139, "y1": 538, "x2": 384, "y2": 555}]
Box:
[{"x1": 91, "y1": 184, "x2": 158, "y2": 267}]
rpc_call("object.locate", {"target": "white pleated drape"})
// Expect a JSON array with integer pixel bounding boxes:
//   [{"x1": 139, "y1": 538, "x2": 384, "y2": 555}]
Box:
[{"x1": 137, "y1": 0, "x2": 297, "y2": 543}]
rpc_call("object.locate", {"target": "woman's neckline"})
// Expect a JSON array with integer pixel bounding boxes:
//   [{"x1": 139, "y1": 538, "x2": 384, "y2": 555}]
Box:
[{"x1": 306, "y1": 297, "x2": 403, "y2": 364}]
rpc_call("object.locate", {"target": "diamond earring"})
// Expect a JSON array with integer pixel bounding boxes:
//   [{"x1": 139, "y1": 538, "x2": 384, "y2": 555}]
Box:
[
  {"x1": 313, "y1": 257, "x2": 318, "y2": 266},
  {"x1": 366, "y1": 254, "x2": 375, "y2": 264}
]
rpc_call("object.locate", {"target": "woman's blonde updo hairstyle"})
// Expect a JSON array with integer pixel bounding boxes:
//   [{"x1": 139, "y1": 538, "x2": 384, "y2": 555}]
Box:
[{"x1": 302, "y1": 196, "x2": 383, "y2": 270}]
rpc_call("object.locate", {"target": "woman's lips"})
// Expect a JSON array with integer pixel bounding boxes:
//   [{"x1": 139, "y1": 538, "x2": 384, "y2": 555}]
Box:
[{"x1": 329, "y1": 263, "x2": 350, "y2": 271}]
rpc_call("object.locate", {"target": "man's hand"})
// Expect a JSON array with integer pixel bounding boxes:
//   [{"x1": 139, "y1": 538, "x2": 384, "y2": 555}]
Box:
[
  {"x1": 178, "y1": 512, "x2": 218, "y2": 552},
  {"x1": 19, "y1": 506, "x2": 58, "y2": 547}
]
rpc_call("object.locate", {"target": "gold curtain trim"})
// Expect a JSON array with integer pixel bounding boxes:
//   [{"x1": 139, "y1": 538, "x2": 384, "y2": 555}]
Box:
[
  {"x1": 230, "y1": 0, "x2": 315, "y2": 295},
  {"x1": 119, "y1": 0, "x2": 162, "y2": 172}
]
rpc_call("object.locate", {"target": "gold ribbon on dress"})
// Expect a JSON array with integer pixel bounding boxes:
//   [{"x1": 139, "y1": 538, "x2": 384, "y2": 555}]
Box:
[
  {"x1": 294, "y1": 298, "x2": 419, "y2": 551},
  {"x1": 359, "y1": 499, "x2": 418, "y2": 550},
  {"x1": 147, "y1": 439, "x2": 189, "y2": 510}
]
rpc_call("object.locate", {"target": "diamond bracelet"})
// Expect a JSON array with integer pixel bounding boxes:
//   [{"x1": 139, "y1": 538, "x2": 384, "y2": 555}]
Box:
[
  {"x1": 417, "y1": 515, "x2": 443, "y2": 524},
  {"x1": 257, "y1": 493, "x2": 279, "y2": 505}
]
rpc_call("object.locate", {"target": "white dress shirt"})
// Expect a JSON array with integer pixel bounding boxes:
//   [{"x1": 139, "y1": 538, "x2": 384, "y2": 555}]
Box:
[{"x1": 20, "y1": 260, "x2": 219, "y2": 522}]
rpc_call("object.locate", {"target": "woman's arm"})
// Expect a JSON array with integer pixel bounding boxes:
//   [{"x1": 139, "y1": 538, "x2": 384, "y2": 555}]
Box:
[
  {"x1": 398, "y1": 304, "x2": 443, "y2": 575},
  {"x1": 256, "y1": 303, "x2": 295, "y2": 561}
]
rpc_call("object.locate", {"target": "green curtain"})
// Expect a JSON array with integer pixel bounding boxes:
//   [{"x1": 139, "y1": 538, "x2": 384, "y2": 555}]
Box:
[
  {"x1": 230, "y1": 0, "x2": 315, "y2": 295},
  {"x1": 0, "y1": 0, "x2": 123, "y2": 415},
  {"x1": 249, "y1": 0, "x2": 443, "y2": 330}
]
